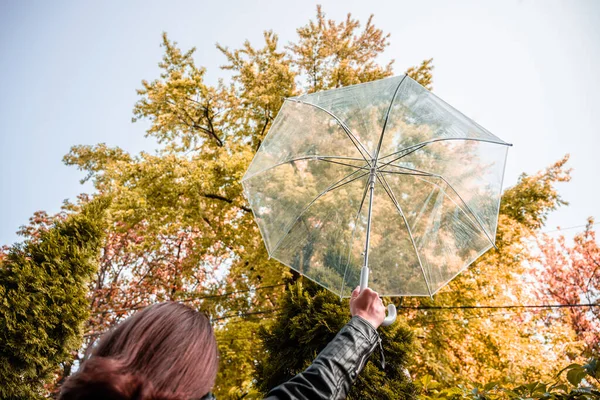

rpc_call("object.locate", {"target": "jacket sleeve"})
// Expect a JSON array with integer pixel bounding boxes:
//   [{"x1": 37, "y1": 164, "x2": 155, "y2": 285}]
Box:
[{"x1": 264, "y1": 316, "x2": 380, "y2": 400}]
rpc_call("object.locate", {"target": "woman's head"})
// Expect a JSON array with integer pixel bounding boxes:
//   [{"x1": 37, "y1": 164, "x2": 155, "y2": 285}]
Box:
[{"x1": 60, "y1": 302, "x2": 219, "y2": 400}]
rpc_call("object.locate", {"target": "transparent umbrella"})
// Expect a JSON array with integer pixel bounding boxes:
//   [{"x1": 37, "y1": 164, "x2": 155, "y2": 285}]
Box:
[{"x1": 242, "y1": 75, "x2": 511, "y2": 325}]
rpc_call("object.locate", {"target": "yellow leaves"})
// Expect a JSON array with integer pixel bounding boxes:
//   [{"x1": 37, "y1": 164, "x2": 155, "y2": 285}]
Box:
[
  {"x1": 406, "y1": 59, "x2": 435, "y2": 90},
  {"x1": 60, "y1": 9, "x2": 442, "y2": 396},
  {"x1": 500, "y1": 155, "x2": 571, "y2": 231},
  {"x1": 218, "y1": 31, "x2": 296, "y2": 139},
  {"x1": 133, "y1": 34, "x2": 225, "y2": 153},
  {"x1": 407, "y1": 157, "x2": 579, "y2": 386},
  {"x1": 289, "y1": 5, "x2": 393, "y2": 92}
]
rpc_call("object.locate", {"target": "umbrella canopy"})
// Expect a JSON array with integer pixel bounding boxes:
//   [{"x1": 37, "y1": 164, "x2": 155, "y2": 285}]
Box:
[{"x1": 242, "y1": 75, "x2": 511, "y2": 298}]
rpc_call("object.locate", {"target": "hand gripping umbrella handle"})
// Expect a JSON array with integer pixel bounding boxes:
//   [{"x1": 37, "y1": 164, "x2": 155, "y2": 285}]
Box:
[{"x1": 359, "y1": 266, "x2": 397, "y2": 327}]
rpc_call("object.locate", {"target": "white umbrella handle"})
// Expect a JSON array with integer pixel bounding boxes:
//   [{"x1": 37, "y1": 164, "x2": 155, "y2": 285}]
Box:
[
  {"x1": 381, "y1": 304, "x2": 397, "y2": 327},
  {"x1": 359, "y1": 266, "x2": 397, "y2": 327}
]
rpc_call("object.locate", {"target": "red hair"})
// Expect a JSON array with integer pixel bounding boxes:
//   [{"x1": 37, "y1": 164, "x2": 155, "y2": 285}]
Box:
[{"x1": 60, "y1": 302, "x2": 218, "y2": 400}]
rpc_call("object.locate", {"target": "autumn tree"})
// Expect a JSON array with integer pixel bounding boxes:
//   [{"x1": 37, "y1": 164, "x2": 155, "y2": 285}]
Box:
[
  {"x1": 58, "y1": 6, "x2": 434, "y2": 397},
  {"x1": 287, "y1": 5, "x2": 394, "y2": 92},
  {"x1": 47, "y1": 3, "x2": 586, "y2": 396},
  {"x1": 2, "y1": 3, "x2": 587, "y2": 397},
  {"x1": 535, "y1": 219, "x2": 600, "y2": 355},
  {"x1": 406, "y1": 156, "x2": 584, "y2": 385},
  {"x1": 0, "y1": 198, "x2": 108, "y2": 399},
  {"x1": 31, "y1": 4, "x2": 585, "y2": 395}
]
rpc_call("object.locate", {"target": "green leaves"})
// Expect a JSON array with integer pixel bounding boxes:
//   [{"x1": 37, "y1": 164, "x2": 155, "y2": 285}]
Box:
[
  {"x1": 567, "y1": 368, "x2": 589, "y2": 387},
  {"x1": 559, "y1": 359, "x2": 600, "y2": 388},
  {"x1": 255, "y1": 280, "x2": 417, "y2": 400},
  {"x1": 416, "y1": 359, "x2": 600, "y2": 400},
  {"x1": 0, "y1": 197, "x2": 109, "y2": 398}
]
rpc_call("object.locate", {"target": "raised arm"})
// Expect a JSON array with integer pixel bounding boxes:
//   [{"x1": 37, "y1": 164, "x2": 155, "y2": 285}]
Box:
[{"x1": 264, "y1": 287, "x2": 386, "y2": 400}]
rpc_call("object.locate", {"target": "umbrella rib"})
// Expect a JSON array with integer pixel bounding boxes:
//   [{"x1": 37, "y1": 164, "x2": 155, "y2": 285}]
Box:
[
  {"x1": 436, "y1": 175, "x2": 498, "y2": 250},
  {"x1": 340, "y1": 170, "x2": 372, "y2": 297},
  {"x1": 269, "y1": 168, "x2": 368, "y2": 255},
  {"x1": 326, "y1": 171, "x2": 370, "y2": 193},
  {"x1": 382, "y1": 164, "x2": 497, "y2": 250},
  {"x1": 287, "y1": 98, "x2": 373, "y2": 165},
  {"x1": 380, "y1": 164, "x2": 434, "y2": 176},
  {"x1": 377, "y1": 143, "x2": 428, "y2": 170},
  {"x1": 378, "y1": 169, "x2": 433, "y2": 178},
  {"x1": 242, "y1": 155, "x2": 365, "y2": 182},
  {"x1": 375, "y1": 172, "x2": 433, "y2": 297},
  {"x1": 374, "y1": 74, "x2": 408, "y2": 162},
  {"x1": 410, "y1": 174, "x2": 491, "y2": 246},
  {"x1": 320, "y1": 158, "x2": 370, "y2": 171},
  {"x1": 354, "y1": 171, "x2": 372, "y2": 221},
  {"x1": 378, "y1": 137, "x2": 512, "y2": 167}
]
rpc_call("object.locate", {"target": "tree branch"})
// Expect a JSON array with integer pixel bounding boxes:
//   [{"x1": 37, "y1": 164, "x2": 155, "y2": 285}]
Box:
[
  {"x1": 203, "y1": 193, "x2": 251, "y2": 213},
  {"x1": 203, "y1": 100, "x2": 224, "y2": 147},
  {"x1": 255, "y1": 114, "x2": 271, "y2": 151},
  {"x1": 165, "y1": 99, "x2": 224, "y2": 147}
]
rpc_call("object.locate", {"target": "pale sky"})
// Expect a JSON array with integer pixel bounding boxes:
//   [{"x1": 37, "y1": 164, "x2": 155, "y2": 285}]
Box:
[{"x1": 1, "y1": 0, "x2": 599, "y2": 246}]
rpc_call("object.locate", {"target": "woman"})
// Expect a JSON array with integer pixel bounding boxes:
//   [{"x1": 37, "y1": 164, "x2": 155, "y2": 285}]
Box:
[{"x1": 59, "y1": 286, "x2": 386, "y2": 400}]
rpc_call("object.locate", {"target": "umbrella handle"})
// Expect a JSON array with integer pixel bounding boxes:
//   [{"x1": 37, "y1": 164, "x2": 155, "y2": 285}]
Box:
[
  {"x1": 381, "y1": 304, "x2": 397, "y2": 326},
  {"x1": 359, "y1": 266, "x2": 369, "y2": 291},
  {"x1": 359, "y1": 267, "x2": 397, "y2": 327}
]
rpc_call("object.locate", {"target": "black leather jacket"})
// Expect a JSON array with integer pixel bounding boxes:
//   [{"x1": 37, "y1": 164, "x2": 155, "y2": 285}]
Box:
[
  {"x1": 203, "y1": 316, "x2": 380, "y2": 400},
  {"x1": 264, "y1": 316, "x2": 381, "y2": 400}
]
